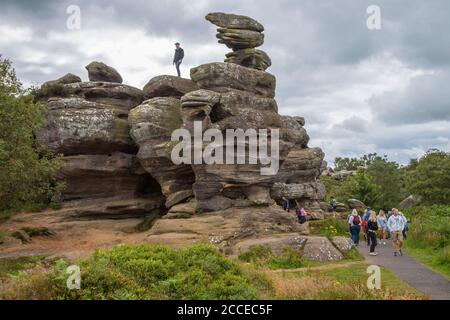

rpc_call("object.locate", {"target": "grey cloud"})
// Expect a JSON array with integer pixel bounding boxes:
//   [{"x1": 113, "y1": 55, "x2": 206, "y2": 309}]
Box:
[{"x1": 370, "y1": 70, "x2": 450, "y2": 125}]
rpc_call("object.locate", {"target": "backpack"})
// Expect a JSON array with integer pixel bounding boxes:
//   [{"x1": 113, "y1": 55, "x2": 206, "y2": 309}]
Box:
[{"x1": 353, "y1": 216, "x2": 360, "y2": 225}]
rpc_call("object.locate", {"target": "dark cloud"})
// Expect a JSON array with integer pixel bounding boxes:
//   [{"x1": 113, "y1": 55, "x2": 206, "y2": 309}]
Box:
[{"x1": 1, "y1": 0, "x2": 449, "y2": 164}]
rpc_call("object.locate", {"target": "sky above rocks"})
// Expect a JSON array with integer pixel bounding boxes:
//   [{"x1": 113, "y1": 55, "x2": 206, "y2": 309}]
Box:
[{"x1": 1, "y1": 0, "x2": 449, "y2": 165}]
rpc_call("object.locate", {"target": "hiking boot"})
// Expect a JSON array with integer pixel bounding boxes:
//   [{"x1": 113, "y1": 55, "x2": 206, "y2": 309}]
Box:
[
  {"x1": 394, "y1": 252, "x2": 398, "y2": 257},
  {"x1": 399, "y1": 250, "x2": 403, "y2": 256},
  {"x1": 369, "y1": 252, "x2": 378, "y2": 256}
]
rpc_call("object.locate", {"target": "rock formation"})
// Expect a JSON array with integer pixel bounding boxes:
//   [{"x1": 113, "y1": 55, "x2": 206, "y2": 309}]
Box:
[
  {"x1": 127, "y1": 12, "x2": 326, "y2": 217},
  {"x1": 1, "y1": 12, "x2": 337, "y2": 261},
  {"x1": 36, "y1": 63, "x2": 164, "y2": 218}
]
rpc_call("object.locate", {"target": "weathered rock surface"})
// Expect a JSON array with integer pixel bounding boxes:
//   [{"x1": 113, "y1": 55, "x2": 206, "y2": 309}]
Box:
[
  {"x1": 399, "y1": 195, "x2": 420, "y2": 209},
  {"x1": 128, "y1": 97, "x2": 195, "y2": 208},
  {"x1": 37, "y1": 97, "x2": 136, "y2": 155},
  {"x1": 225, "y1": 49, "x2": 271, "y2": 71},
  {"x1": 302, "y1": 236, "x2": 344, "y2": 261},
  {"x1": 143, "y1": 75, "x2": 199, "y2": 99},
  {"x1": 42, "y1": 73, "x2": 81, "y2": 87},
  {"x1": 36, "y1": 65, "x2": 162, "y2": 219},
  {"x1": 348, "y1": 199, "x2": 366, "y2": 210},
  {"x1": 331, "y1": 236, "x2": 354, "y2": 255},
  {"x1": 206, "y1": 12, "x2": 264, "y2": 32},
  {"x1": 85, "y1": 61, "x2": 123, "y2": 83},
  {"x1": 59, "y1": 153, "x2": 157, "y2": 201},
  {"x1": 191, "y1": 62, "x2": 276, "y2": 98}
]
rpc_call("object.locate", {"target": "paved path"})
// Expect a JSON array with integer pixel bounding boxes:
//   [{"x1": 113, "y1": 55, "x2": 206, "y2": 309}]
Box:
[{"x1": 356, "y1": 239, "x2": 450, "y2": 300}]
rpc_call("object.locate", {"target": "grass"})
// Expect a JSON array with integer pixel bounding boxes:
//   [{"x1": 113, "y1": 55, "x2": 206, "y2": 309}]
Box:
[
  {"x1": 265, "y1": 263, "x2": 427, "y2": 300},
  {"x1": 0, "y1": 244, "x2": 426, "y2": 300},
  {"x1": 0, "y1": 255, "x2": 49, "y2": 279},
  {"x1": 309, "y1": 218, "x2": 350, "y2": 238},
  {"x1": 404, "y1": 246, "x2": 450, "y2": 279},
  {"x1": 402, "y1": 205, "x2": 450, "y2": 279}
]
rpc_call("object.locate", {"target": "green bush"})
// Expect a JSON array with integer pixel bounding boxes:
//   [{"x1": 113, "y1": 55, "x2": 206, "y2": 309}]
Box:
[{"x1": 14, "y1": 244, "x2": 259, "y2": 300}]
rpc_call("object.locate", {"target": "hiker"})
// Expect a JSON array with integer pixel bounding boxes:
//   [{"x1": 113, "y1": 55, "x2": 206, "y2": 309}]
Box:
[
  {"x1": 348, "y1": 209, "x2": 362, "y2": 245},
  {"x1": 282, "y1": 197, "x2": 290, "y2": 212},
  {"x1": 377, "y1": 210, "x2": 388, "y2": 245},
  {"x1": 387, "y1": 208, "x2": 406, "y2": 256},
  {"x1": 367, "y1": 211, "x2": 379, "y2": 256},
  {"x1": 330, "y1": 197, "x2": 337, "y2": 212},
  {"x1": 363, "y1": 207, "x2": 371, "y2": 246},
  {"x1": 400, "y1": 212, "x2": 409, "y2": 240},
  {"x1": 297, "y1": 207, "x2": 308, "y2": 224},
  {"x1": 173, "y1": 42, "x2": 184, "y2": 77}
]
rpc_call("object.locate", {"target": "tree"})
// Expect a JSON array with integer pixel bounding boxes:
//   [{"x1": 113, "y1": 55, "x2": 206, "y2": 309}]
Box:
[
  {"x1": 340, "y1": 170, "x2": 383, "y2": 208},
  {"x1": 0, "y1": 56, "x2": 63, "y2": 212},
  {"x1": 406, "y1": 150, "x2": 450, "y2": 205},
  {"x1": 366, "y1": 157, "x2": 406, "y2": 209},
  {"x1": 334, "y1": 153, "x2": 386, "y2": 171}
]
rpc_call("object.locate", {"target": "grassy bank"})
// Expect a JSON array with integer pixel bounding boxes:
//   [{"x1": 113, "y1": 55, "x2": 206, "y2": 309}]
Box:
[
  {"x1": 403, "y1": 205, "x2": 450, "y2": 279},
  {"x1": 0, "y1": 243, "x2": 425, "y2": 300}
]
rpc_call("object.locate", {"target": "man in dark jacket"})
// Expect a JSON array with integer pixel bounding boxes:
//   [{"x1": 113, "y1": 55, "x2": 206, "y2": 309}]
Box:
[{"x1": 173, "y1": 42, "x2": 184, "y2": 77}]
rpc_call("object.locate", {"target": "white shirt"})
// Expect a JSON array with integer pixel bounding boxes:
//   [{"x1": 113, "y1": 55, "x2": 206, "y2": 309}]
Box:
[{"x1": 387, "y1": 214, "x2": 406, "y2": 232}]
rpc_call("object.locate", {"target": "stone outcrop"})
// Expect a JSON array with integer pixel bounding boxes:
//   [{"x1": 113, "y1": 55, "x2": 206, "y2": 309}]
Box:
[
  {"x1": 348, "y1": 199, "x2": 366, "y2": 210},
  {"x1": 399, "y1": 195, "x2": 420, "y2": 209},
  {"x1": 36, "y1": 63, "x2": 164, "y2": 218},
  {"x1": 206, "y1": 12, "x2": 271, "y2": 71},
  {"x1": 143, "y1": 75, "x2": 199, "y2": 99},
  {"x1": 22, "y1": 12, "x2": 330, "y2": 261},
  {"x1": 85, "y1": 61, "x2": 123, "y2": 83},
  {"x1": 126, "y1": 13, "x2": 324, "y2": 216},
  {"x1": 42, "y1": 73, "x2": 81, "y2": 87}
]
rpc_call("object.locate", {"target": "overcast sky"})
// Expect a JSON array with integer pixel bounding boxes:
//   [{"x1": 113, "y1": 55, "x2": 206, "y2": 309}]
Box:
[{"x1": 1, "y1": 0, "x2": 449, "y2": 165}]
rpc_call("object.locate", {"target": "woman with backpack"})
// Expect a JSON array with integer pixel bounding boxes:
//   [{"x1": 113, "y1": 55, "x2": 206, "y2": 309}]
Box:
[
  {"x1": 348, "y1": 209, "x2": 361, "y2": 245},
  {"x1": 367, "y1": 211, "x2": 379, "y2": 256}
]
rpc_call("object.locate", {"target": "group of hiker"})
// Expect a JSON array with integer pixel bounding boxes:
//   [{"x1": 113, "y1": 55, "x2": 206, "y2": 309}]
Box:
[
  {"x1": 281, "y1": 197, "x2": 410, "y2": 257},
  {"x1": 348, "y1": 207, "x2": 409, "y2": 257}
]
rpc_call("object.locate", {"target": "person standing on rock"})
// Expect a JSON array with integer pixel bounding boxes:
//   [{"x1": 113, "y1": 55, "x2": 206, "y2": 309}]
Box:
[
  {"x1": 367, "y1": 211, "x2": 379, "y2": 256},
  {"x1": 387, "y1": 208, "x2": 406, "y2": 256},
  {"x1": 173, "y1": 42, "x2": 184, "y2": 77},
  {"x1": 348, "y1": 209, "x2": 362, "y2": 246}
]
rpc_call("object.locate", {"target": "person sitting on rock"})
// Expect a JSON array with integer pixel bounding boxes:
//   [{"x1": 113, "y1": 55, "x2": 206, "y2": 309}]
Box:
[{"x1": 173, "y1": 42, "x2": 184, "y2": 77}]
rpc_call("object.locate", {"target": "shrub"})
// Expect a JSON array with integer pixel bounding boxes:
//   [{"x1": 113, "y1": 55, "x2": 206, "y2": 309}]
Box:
[{"x1": 1, "y1": 244, "x2": 259, "y2": 300}]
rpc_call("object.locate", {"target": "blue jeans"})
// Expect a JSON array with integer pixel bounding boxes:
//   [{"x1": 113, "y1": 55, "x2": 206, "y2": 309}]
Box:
[
  {"x1": 175, "y1": 60, "x2": 182, "y2": 77},
  {"x1": 350, "y1": 225, "x2": 361, "y2": 245}
]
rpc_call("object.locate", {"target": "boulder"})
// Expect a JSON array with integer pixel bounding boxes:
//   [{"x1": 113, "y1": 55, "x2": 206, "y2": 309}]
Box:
[
  {"x1": 143, "y1": 75, "x2": 199, "y2": 99},
  {"x1": 225, "y1": 49, "x2": 272, "y2": 71},
  {"x1": 271, "y1": 182, "x2": 326, "y2": 200},
  {"x1": 67, "y1": 82, "x2": 144, "y2": 112},
  {"x1": 206, "y1": 12, "x2": 264, "y2": 32},
  {"x1": 235, "y1": 234, "x2": 308, "y2": 257},
  {"x1": 42, "y1": 73, "x2": 81, "y2": 87},
  {"x1": 302, "y1": 236, "x2": 344, "y2": 262},
  {"x1": 348, "y1": 199, "x2": 366, "y2": 210},
  {"x1": 216, "y1": 28, "x2": 264, "y2": 49},
  {"x1": 190, "y1": 62, "x2": 276, "y2": 98},
  {"x1": 85, "y1": 61, "x2": 123, "y2": 83},
  {"x1": 399, "y1": 195, "x2": 420, "y2": 209},
  {"x1": 331, "y1": 236, "x2": 354, "y2": 254}
]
